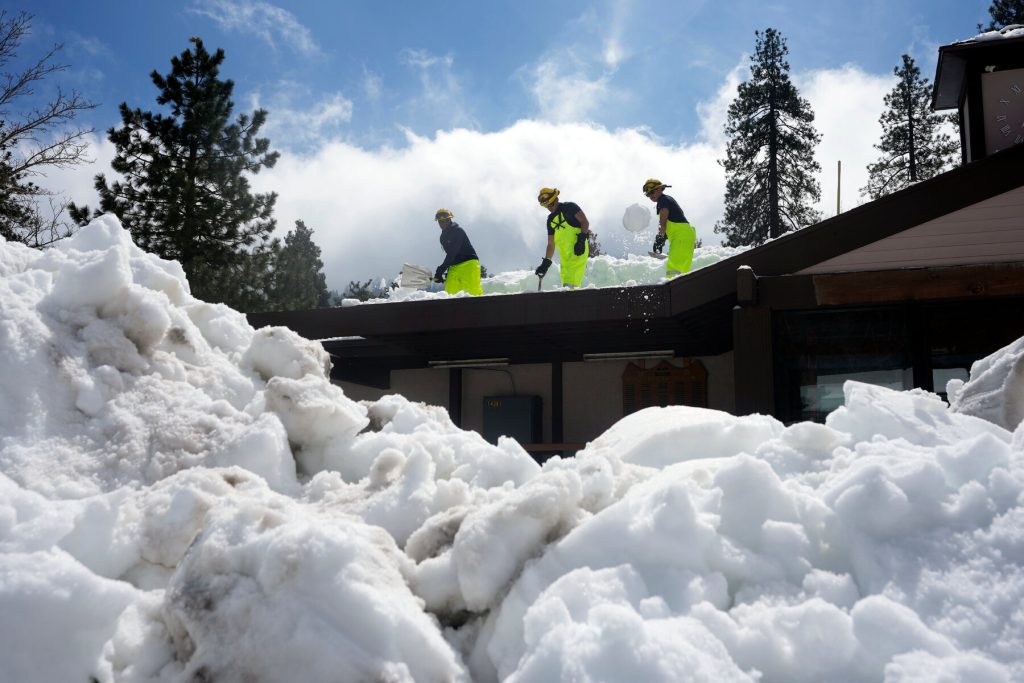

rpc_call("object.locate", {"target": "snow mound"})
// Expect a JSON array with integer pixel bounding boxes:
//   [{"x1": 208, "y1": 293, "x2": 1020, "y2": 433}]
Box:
[
  {"x1": 3, "y1": 215, "x2": 1024, "y2": 682},
  {"x1": 947, "y1": 335, "x2": 1024, "y2": 431}
]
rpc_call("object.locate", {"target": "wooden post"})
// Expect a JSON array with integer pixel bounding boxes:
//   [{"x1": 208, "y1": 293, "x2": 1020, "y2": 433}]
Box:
[
  {"x1": 552, "y1": 361, "x2": 563, "y2": 444},
  {"x1": 448, "y1": 368, "x2": 462, "y2": 428},
  {"x1": 837, "y1": 160, "x2": 842, "y2": 215}
]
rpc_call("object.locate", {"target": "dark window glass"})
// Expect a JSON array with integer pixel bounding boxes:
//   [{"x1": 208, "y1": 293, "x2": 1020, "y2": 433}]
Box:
[
  {"x1": 774, "y1": 299, "x2": 1024, "y2": 423},
  {"x1": 774, "y1": 307, "x2": 912, "y2": 423}
]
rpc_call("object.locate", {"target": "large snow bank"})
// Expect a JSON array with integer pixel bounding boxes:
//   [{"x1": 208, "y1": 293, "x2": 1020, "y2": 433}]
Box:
[{"x1": 2, "y1": 216, "x2": 1024, "y2": 682}]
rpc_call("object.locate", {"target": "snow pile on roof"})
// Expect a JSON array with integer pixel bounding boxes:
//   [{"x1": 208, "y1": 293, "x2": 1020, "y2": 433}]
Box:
[
  {"x1": 3, "y1": 216, "x2": 1024, "y2": 682},
  {"x1": 377, "y1": 246, "x2": 746, "y2": 304},
  {"x1": 961, "y1": 24, "x2": 1024, "y2": 43}
]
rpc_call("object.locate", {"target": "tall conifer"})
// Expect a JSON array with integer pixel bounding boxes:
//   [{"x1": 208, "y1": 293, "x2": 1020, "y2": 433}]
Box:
[
  {"x1": 267, "y1": 219, "x2": 329, "y2": 311},
  {"x1": 715, "y1": 29, "x2": 821, "y2": 247},
  {"x1": 862, "y1": 55, "x2": 958, "y2": 200},
  {"x1": 72, "y1": 37, "x2": 279, "y2": 309},
  {"x1": 979, "y1": 0, "x2": 1024, "y2": 30}
]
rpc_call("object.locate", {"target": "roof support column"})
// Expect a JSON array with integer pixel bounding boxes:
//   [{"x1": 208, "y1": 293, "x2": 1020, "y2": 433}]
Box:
[
  {"x1": 551, "y1": 360, "x2": 563, "y2": 443},
  {"x1": 448, "y1": 368, "x2": 462, "y2": 428},
  {"x1": 733, "y1": 266, "x2": 775, "y2": 416}
]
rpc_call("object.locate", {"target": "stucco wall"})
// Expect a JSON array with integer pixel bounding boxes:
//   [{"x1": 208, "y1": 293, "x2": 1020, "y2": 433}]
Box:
[{"x1": 335, "y1": 352, "x2": 736, "y2": 447}]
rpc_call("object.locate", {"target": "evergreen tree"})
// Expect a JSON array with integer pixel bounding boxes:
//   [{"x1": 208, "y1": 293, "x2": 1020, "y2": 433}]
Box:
[
  {"x1": 979, "y1": 0, "x2": 1024, "y2": 30},
  {"x1": 342, "y1": 279, "x2": 376, "y2": 302},
  {"x1": 587, "y1": 231, "x2": 603, "y2": 257},
  {"x1": 70, "y1": 37, "x2": 279, "y2": 310},
  {"x1": 861, "y1": 55, "x2": 959, "y2": 200},
  {"x1": 715, "y1": 28, "x2": 822, "y2": 247},
  {"x1": 266, "y1": 219, "x2": 329, "y2": 311},
  {"x1": 0, "y1": 10, "x2": 95, "y2": 247}
]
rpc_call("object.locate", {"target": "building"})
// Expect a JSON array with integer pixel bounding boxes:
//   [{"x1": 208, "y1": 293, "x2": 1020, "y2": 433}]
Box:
[{"x1": 249, "y1": 30, "x2": 1024, "y2": 457}]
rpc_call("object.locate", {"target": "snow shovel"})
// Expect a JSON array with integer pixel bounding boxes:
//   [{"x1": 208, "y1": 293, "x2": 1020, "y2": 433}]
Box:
[
  {"x1": 537, "y1": 273, "x2": 545, "y2": 291},
  {"x1": 399, "y1": 263, "x2": 433, "y2": 289}
]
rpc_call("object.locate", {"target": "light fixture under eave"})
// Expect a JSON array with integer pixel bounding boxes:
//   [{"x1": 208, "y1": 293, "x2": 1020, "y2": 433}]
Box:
[
  {"x1": 582, "y1": 350, "x2": 675, "y2": 362},
  {"x1": 428, "y1": 357, "x2": 510, "y2": 369}
]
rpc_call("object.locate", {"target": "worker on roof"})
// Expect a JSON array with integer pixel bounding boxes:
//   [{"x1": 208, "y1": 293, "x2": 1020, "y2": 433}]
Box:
[
  {"x1": 433, "y1": 208, "x2": 483, "y2": 296},
  {"x1": 643, "y1": 179, "x2": 696, "y2": 276},
  {"x1": 535, "y1": 187, "x2": 590, "y2": 288}
]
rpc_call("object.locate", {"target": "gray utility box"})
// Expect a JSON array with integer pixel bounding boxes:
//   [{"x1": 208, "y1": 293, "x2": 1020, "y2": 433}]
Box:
[{"x1": 482, "y1": 395, "x2": 541, "y2": 445}]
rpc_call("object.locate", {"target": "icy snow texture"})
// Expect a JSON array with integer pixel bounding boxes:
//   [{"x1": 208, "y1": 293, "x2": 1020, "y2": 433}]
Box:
[{"x1": 2, "y1": 215, "x2": 1024, "y2": 682}]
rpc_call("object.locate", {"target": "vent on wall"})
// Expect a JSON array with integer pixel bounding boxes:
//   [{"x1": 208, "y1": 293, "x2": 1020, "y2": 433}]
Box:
[{"x1": 622, "y1": 359, "x2": 708, "y2": 415}]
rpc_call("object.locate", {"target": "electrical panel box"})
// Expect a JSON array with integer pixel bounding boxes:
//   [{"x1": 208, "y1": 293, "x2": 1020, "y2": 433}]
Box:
[{"x1": 482, "y1": 395, "x2": 541, "y2": 445}]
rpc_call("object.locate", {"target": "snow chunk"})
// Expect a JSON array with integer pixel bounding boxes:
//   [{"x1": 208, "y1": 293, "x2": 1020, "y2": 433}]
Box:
[{"x1": 948, "y1": 335, "x2": 1024, "y2": 431}]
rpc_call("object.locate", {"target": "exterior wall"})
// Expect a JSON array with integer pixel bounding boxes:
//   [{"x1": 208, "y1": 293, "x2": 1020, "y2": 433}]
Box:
[
  {"x1": 459, "y1": 364, "x2": 553, "y2": 441},
  {"x1": 799, "y1": 185, "x2": 1024, "y2": 274},
  {"x1": 561, "y1": 353, "x2": 734, "y2": 443},
  {"x1": 336, "y1": 368, "x2": 449, "y2": 408},
  {"x1": 337, "y1": 352, "x2": 736, "y2": 447}
]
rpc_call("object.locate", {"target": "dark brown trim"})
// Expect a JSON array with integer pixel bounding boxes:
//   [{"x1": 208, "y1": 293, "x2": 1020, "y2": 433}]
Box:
[
  {"x1": 551, "y1": 361, "x2": 563, "y2": 443},
  {"x1": 448, "y1": 368, "x2": 462, "y2": 428},
  {"x1": 811, "y1": 262, "x2": 1024, "y2": 307},
  {"x1": 733, "y1": 304, "x2": 774, "y2": 415},
  {"x1": 933, "y1": 34, "x2": 1024, "y2": 110}
]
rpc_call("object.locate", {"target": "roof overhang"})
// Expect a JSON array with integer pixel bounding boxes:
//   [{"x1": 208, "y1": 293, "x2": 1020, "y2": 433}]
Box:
[{"x1": 933, "y1": 33, "x2": 1024, "y2": 110}]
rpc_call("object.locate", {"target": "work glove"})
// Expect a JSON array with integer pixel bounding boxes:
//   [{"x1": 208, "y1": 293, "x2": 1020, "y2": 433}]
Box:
[
  {"x1": 535, "y1": 258, "x2": 552, "y2": 277},
  {"x1": 433, "y1": 266, "x2": 446, "y2": 283},
  {"x1": 652, "y1": 233, "x2": 667, "y2": 254},
  {"x1": 574, "y1": 232, "x2": 588, "y2": 256}
]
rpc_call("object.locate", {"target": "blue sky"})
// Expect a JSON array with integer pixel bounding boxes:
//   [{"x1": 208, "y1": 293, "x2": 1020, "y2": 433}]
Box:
[{"x1": 23, "y1": 0, "x2": 996, "y2": 287}]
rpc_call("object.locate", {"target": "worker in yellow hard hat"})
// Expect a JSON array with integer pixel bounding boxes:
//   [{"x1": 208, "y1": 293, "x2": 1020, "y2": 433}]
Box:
[
  {"x1": 535, "y1": 187, "x2": 590, "y2": 288},
  {"x1": 433, "y1": 208, "x2": 483, "y2": 295},
  {"x1": 643, "y1": 179, "x2": 696, "y2": 276}
]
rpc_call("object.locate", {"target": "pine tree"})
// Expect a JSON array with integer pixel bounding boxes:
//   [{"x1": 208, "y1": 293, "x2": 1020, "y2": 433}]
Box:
[
  {"x1": 861, "y1": 55, "x2": 959, "y2": 200},
  {"x1": 266, "y1": 219, "x2": 329, "y2": 311},
  {"x1": 715, "y1": 28, "x2": 822, "y2": 247},
  {"x1": 70, "y1": 37, "x2": 279, "y2": 310},
  {"x1": 979, "y1": 0, "x2": 1024, "y2": 30}
]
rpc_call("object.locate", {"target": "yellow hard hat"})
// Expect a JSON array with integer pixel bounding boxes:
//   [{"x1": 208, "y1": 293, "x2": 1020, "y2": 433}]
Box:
[
  {"x1": 537, "y1": 187, "x2": 560, "y2": 206},
  {"x1": 434, "y1": 208, "x2": 455, "y2": 221},
  {"x1": 642, "y1": 178, "x2": 670, "y2": 195}
]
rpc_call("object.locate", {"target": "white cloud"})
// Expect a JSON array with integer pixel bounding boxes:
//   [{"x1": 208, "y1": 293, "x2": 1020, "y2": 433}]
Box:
[
  {"x1": 396, "y1": 49, "x2": 476, "y2": 131},
  {"x1": 249, "y1": 85, "x2": 354, "y2": 150},
  {"x1": 188, "y1": 0, "x2": 322, "y2": 58},
  {"x1": 362, "y1": 67, "x2": 383, "y2": 102},
  {"x1": 47, "y1": 64, "x2": 908, "y2": 292},
  {"x1": 253, "y1": 121, "x2": 724, "y2": 289},
  {"x1": 525, "y1": 55, "x2": 615, "y2": 123},
  {"x1": 35, "y1": 133, "x2": 118, "y2": 211},
  {"x1": 796, "y1": 65, "x2": 893, "y2": 214}
]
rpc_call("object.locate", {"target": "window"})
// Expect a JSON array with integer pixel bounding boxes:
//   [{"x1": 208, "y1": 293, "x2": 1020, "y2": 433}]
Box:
[
  {"x1": 773, "y1": 299, "x2": 1024, "y2": 423},
  {"x1": 622, "y1": 359, "x2": 707, "y2": 415}
]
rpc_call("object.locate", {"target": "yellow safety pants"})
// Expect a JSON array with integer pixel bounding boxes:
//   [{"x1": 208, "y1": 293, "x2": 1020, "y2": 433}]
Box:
[
  {"x1": 665, "y1": 221, "x2": 696, "y2": 276},
  {"x1": 554, "y1": 227, "x2": 588, "y2": 287},
  {"x1": 445, "y1": 259, "x2": 483, "y2": 296}
]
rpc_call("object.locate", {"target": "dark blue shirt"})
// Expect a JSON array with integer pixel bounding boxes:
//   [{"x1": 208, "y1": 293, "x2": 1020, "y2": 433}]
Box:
[
  {"x1": 439, "y1": 223, "x2": 478, "y2": 270},
  {"x1": 656, "y1": 194, "x2": 688, "y2": 224}
]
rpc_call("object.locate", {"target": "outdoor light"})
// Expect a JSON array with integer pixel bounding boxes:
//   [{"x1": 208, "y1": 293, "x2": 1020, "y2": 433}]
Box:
[
  {"x1": 428, "y1": 358, "x2": 510, "y2": 369},
  {"x1": 582, "y1": 350, "x2": 675, "y2": 362}
]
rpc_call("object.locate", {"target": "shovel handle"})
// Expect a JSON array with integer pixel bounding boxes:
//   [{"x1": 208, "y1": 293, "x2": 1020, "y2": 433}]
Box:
[{"x1": 537, "y1": 273, "x2": 544, "y2": 291}]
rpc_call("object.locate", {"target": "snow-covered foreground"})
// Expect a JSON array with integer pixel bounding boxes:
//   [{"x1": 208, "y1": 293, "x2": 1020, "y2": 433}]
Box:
[{"x1": 3, "y1": 217, "x2": 1024, "y2": 682}]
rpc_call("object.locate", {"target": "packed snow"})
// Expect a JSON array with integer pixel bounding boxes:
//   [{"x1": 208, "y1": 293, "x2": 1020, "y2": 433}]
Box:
[{"x1": 2, "y1": 216, "x2": 1024, "y2": 682}]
